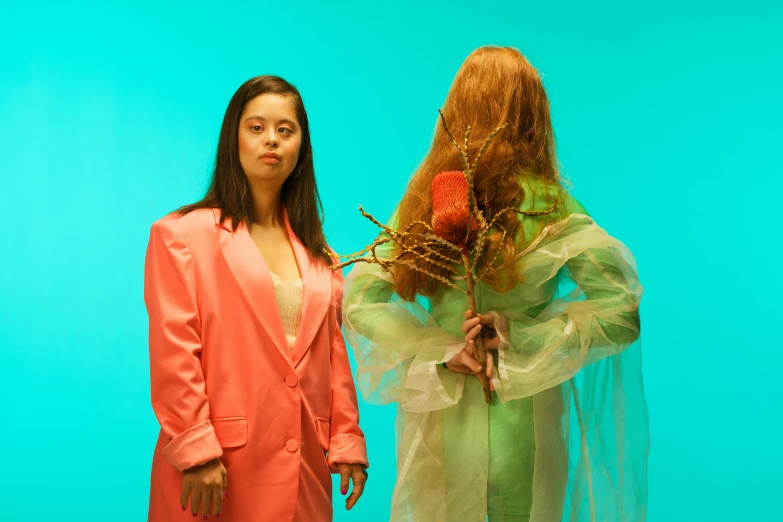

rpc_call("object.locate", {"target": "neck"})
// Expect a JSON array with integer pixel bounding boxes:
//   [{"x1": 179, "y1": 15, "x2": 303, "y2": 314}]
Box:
[{"x1": 249, "y1": 181, "x2": 284, "y2": 228}]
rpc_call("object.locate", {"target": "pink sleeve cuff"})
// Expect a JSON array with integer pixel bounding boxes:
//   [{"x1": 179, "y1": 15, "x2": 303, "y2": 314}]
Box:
[
  {"x1": 327, "y1": 434, "x2": 369, "y2": 473},
  {"x1": 162, "y1": 419, "x2": 223, "y2": 472}
]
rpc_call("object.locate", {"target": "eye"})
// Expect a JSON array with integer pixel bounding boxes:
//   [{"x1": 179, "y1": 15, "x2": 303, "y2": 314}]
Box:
[
  {"x1": 251, "y1": 125, "x2": 263, "y2": 131},
  {"x1": 278, "y1": 127, "x2": 293, "y2": 134}
]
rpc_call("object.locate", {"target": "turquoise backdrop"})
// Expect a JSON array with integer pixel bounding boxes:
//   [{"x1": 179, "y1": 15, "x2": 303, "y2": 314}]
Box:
[{"x1": 1, "y1": 1, "x2": 780, "y2": 520}]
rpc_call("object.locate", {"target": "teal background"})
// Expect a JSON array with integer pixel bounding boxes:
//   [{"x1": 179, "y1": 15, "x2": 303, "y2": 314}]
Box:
[{"x1": 1, "y1": 1, "x2": 780, "y2": 520}]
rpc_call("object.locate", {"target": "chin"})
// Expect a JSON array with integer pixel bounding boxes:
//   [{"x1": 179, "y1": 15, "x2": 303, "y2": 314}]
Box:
[{"x1": 246, "y1": 170, "x2": 292, "y2": 184}]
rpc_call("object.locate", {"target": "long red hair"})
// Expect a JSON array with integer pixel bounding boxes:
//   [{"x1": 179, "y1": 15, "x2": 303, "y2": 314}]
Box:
[{"x1": 392, "y1": 46, "x2": 560, "y2": 300}]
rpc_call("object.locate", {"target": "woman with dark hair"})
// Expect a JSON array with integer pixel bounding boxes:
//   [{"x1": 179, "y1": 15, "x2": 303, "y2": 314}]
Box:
[
  {"x1": 342, "y1": 47, "x2": 647, "y2": 521},
  {"x1": 144, "y1": 76, "x2": 368, "y2": 521}
]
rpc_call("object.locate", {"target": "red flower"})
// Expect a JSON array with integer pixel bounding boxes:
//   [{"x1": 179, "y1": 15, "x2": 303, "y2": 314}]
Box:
[{"x1": 432, "y1": 170, "x2": 479, "y2": 250}]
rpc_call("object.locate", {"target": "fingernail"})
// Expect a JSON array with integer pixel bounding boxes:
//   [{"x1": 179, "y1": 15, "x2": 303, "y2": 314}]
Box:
[
  {"x1": 216, "y1": 516, "x2": 220, "y2": 519},
  {"x1": 224, "y1": 492, "x2": 228, "y2": 498},
  {"x1": 341, "y1": 488, "x2": 347, "y2": 495},
  {"x1": 181, "y1": 506, "x2": 186, "y2": 511},
  {"x1": 203, "y1": 517, "x2": 208, "y2": 521}
]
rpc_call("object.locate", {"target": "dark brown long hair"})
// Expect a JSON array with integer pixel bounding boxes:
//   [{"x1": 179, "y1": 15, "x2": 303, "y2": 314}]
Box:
[
  {"x1": 178, "y1": 75, "x2": 330, "y2": 264},
  {"x1": 393, "y1": 46, "x2": 561, "y2": 300}
]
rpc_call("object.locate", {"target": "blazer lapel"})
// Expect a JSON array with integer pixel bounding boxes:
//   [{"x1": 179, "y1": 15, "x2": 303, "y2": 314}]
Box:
[
  {"x1": 215, "y1": 210, "x2": 292, "y2": 366},
  {"x1": 284, "y1": 212, "x2": 331, "y2": 368}
]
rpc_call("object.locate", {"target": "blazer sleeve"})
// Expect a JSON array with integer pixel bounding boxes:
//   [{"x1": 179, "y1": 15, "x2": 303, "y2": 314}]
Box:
[
  {"x1": 326, "y1": 267, "x2": 369, "y2": 472},
  {"x1": 144, "y1": 219, "x2": 223, "y2": 472}
]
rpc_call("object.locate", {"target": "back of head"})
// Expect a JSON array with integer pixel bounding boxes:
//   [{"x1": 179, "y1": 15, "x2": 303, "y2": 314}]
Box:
[{"x1": 394, "y1": 46, "x2": 560, "y2": 300}]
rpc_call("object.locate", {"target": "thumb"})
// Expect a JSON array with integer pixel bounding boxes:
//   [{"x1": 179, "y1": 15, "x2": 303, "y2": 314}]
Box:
[{"x1": 485, "y1": 352, "x2": 494, "y2": 379}]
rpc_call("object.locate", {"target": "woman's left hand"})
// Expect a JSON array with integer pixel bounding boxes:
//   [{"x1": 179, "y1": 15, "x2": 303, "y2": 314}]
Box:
[
  {"x1": 461, "y1": 310, "x2": 501, "y2": 391},
  {"x1": 336, "y1": 463, "x2": 368, "y2": 511},
  {"x1": 462, "y1": 310, "x2": 500, "y2": 350}
]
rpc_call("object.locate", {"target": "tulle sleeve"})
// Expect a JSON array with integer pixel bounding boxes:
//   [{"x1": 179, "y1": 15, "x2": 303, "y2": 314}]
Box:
[
  {"x1": 484, "y1": 211, "x2": 648, "y2": 521},
  {"x1": 488, "y1": 212, "x2": 644, "y2": 402},
  {"x1": 342, "y1": 239, "x2": 469, "y2": 413}
]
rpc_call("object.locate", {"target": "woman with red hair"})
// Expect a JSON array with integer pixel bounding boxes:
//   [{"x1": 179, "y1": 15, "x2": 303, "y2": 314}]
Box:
[{"x1": 342, "y1": 47, "x2": 648, "y2": 521}]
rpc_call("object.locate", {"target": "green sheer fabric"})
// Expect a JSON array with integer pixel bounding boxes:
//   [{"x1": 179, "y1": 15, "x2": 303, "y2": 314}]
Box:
[{"x1": 343, "y1": 180, "x2": 648, "y2": 521}]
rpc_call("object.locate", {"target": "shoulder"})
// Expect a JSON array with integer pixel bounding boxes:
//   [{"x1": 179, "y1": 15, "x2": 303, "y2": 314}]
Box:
[
  {"x1": 325, "y1": 246, "x2": 344, "y2": 284},
  {"x1": 328, "y1": 263, "x2": 345, "y2": 309},
  {"x1": 148, "y1": 208, "x2": 222, "y2": 261},
  {"x1": 559, "y1": 190, "x2": 590, "y2": 217},
  {"x1": 151, "y1": 207, "x2": 219, "y2": 239},
  {"x1": 516, "y1": 178, "x2": 591, "y2": 224},
  {"x1": 519, "y1": 178, "x2": 557, "y2": 212}
]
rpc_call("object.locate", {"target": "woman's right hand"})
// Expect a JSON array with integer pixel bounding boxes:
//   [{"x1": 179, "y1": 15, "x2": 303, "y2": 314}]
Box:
[
  {"x1": 444, "y1": 341, "x2": 482, "y2": 375},
  {"x1": 442, "y1": 310, "x2": 498, "y2": 391},
  {"x1": 181, "y1": 458, "x2": 227, "y2": 519},
  {"x1": 444, "y1": 340, "x2": 496, "y2": 390}
]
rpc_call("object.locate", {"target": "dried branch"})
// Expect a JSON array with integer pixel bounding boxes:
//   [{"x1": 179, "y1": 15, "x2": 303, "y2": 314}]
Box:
[
  {"x1": 514, "y1": 204, "x2": 558, "y2": 217},
  {"x1": 328, "y1": 207, "x2": 464, "y2": 275},
  {"x1": 331, "y1": 112, "x2": 536, "y2": 405},
  {"x1": 475, "y1": 224, "x2": 509, "y2": 283},
  {"x1": 471, "y1": 123, "x2": 508, "y2": 173},
  {"x1": 344, "y1": 237, "x2": 393, "y2": 261},
  {"x1": 486, "y1": 206, "x2": 519, "y2": 231},
  {"x1": 393, "y1": 259, "x2": 466, "y2": 292},
  {"x1": 399, "y1": 239, "x2": 463, "y2": 269},
  {"x1": 402, "y1": 230, "x2": 464, "y2": 258},
  {"x1": 471, "y1": 212, "x2": 490, "y2": 274},
  {"x1": 438, "y1": 109, "x2": 470, "y2": 173},
  {"x1": 395, "y1": 241, "x2": 462, "y2": 275},
  {"x1": 356, "y1": 205, "x2": 399, "y2": 236},
  {"x1": 397, "y1": 219, "x2": 464, "y2": 260}
]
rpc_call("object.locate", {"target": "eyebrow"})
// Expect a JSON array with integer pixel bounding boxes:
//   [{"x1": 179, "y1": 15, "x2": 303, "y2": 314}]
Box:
[{"x1": 244, "y1": 115, "x2": 298, "y2": 127}]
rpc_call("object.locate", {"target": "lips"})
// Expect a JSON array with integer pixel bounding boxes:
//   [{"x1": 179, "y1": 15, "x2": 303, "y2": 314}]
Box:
[{"x1": 260, "y1": 152, "x2": 281, "y2": 164}]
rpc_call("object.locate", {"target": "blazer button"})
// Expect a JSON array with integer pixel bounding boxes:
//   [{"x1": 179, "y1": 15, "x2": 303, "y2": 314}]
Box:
[
  {"x1": 285, "y1": 375, "x2": 298, "y2": 387},
  {"x1": 286, "y1": 439, "x2": 299, "y2": 453}
]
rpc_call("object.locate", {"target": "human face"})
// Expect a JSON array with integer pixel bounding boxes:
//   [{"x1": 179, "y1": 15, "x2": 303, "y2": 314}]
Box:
[{"x1": 238, "y1": 93, "x2": 302, "y2": 185}]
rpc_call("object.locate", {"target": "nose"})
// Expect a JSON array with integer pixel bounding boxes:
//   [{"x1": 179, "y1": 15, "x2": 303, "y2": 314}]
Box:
[{"x1": 264, "y1": 130, "x2": 279, "y2": 148}]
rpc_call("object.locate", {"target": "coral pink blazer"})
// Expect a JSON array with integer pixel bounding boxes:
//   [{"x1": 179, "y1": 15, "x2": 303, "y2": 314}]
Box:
[{"x1": 144, "y1": 208, "x2": 367, "y2": 522}]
